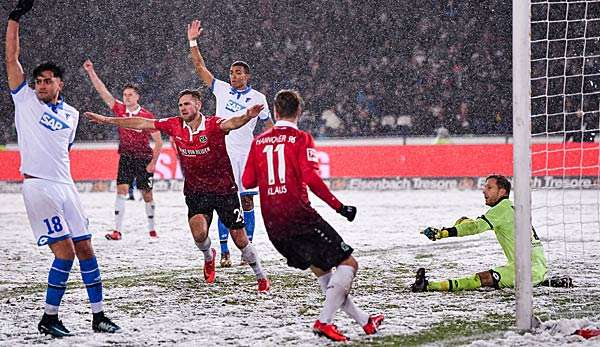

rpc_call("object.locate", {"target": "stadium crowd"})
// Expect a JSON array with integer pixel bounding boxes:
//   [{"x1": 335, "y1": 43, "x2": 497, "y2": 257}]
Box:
[{"x1": 0, "y1": 0, "x2": 513, "y2": 144}]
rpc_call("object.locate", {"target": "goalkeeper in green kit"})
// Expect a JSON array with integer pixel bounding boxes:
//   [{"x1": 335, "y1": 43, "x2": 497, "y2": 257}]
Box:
[{"x1": 411, "y1": 175, "x2": 548, "y2": 292}]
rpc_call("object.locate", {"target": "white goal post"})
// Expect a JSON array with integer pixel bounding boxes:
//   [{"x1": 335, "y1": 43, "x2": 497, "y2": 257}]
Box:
[
  {"x1": 513, "y1": 0, "x2": 534, "y2": 331},
  {"x1": 514, "y1": 0, "x2": 600, "y2": 330}
]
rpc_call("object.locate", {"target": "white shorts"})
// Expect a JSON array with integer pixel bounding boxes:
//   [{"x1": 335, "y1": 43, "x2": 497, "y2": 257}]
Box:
[
  {"x1": 22, "y1": 179, "x2": 90, "y2": 247},
  {"x1": 229, "y1": 152, "x2": 258, "y2": 196}
]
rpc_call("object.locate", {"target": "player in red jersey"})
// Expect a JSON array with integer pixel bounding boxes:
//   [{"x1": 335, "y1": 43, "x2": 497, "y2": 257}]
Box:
[
  {"x1": 242, "y1": 90, "x2": 383, "y2": 341},
  {"x1": 84, "y1": 89, "x2": 269, "y2": 292},
  {"x1": 83, "y1": 60, "x2": 162, "y2": 240}
]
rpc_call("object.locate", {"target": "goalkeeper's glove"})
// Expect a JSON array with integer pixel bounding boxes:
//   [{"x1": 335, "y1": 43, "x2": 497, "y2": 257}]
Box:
[
  {"x1": 421, "y1": 226, "x2": 457, "y2": 241},
  {"x1": 9, "y1": 0, "x2": 34, "y2": 22},
  {"x1": 337, "y1": 205, "x2": 357, "y2": 222},
  {"x1": 422, "y1": 227, "x2": 446, "y2": 241}
]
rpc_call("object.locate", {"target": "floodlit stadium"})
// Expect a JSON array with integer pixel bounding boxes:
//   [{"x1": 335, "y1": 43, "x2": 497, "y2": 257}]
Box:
[{"x1": 1, "y1": 0, "x2": 600, "y2": 345}]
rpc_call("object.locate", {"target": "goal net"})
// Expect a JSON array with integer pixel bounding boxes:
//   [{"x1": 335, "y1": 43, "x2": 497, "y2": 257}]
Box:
[{"x1": 515, "y1": 0, "x2": 600, "y2": 329}]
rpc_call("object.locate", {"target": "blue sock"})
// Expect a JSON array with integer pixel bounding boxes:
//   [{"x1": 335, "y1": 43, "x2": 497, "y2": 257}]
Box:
[
  {"x1": 218, "y1": 218, "x2": 230, "y2": 254},
  {"x1": 79, "y1": 257, "x2": 103, "y2": 313},
  {"x1": 45, "y1": 258, "x2": 73, "y2": 314},
  {"x1": 244, "y1": 210, "x2": 255, "y2": 242}
]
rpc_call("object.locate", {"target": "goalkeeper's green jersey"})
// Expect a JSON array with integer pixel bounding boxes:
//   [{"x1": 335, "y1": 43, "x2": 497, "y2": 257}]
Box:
[{"x1": 454, "y1": 197, "x2": 544, "y2": 265}]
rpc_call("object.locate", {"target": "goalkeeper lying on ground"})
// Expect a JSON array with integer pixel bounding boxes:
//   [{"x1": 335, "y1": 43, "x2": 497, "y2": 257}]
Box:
[{"x1": 411, "y1": 175, "x2": 548, "y2": 292}]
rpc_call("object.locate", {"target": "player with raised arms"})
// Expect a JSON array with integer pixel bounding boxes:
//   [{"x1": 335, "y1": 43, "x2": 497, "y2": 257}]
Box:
[
  {"x1": 84, "y1": 89, "x2": 270, "y2": 292},
  {"x1": 187, "y1": 20, "x2": 273, "y2": 267},
  {"x1": 83, "y1": 59, "x2": 163, "y2": 240},
  {"x1": 5, "y1": 0, "x2": 120, "y2": 337},
  {"x1": 242, "y1": 90, "x2": 383, "y2": 341}
]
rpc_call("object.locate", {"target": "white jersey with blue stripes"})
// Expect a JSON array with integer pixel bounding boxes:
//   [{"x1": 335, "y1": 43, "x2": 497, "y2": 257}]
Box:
[
  {"x1": 11, "y1": 82, "x2": 79, "y2": 184},
  {"x1": 211, "y1": 78, "x2": 271, "y2": 157}
]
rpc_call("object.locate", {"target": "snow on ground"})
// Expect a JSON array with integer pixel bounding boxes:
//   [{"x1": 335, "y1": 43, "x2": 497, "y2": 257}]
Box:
[{"x1": 0, "y1": 189, "x2": 599, "y2": 346}]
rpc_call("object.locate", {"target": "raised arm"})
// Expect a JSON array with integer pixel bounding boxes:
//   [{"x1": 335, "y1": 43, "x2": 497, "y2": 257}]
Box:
[
  {"x1": 82, "y1": 60, "x2": 116, "y2": 108},
  {"x1": 5, "y1": 1, "x2": 35, "y2": 90},
  {"x1": 219, "y1": 104, "x2": 264, "y2": 131},
  {"x1": 84, "y1": 112, "x2": 156, "y2": 130},
  {"x1": 187, "y1": 20, "x2": 215, "y2": 87}
]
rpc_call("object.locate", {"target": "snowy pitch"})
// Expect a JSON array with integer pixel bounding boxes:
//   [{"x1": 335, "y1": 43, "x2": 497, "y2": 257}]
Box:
[{"x1": 1, "y1": 189, "x2": 599, "y2": 346}]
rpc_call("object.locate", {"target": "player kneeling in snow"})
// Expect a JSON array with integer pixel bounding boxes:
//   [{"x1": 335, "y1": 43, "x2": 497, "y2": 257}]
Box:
[{"x1": 411, "y1": 175, "x2": 549, "y2": 292}]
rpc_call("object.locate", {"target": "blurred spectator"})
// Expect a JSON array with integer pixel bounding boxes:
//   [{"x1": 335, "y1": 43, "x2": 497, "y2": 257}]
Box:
[
  {"x1": 321, "y1": 108, "x2": 341, "y2": 135},
  {"x1": 433, "y1": 127, "x2": 451, "y2": 144}
]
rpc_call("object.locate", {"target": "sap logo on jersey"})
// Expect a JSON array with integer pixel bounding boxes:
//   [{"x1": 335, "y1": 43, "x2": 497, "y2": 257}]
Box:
[
  {"x1": 225, "y1": 99, "x2": 246, "y2": 113},
  {"x1": 39, "y1": 112, "x2": 70, "y2": 131}
]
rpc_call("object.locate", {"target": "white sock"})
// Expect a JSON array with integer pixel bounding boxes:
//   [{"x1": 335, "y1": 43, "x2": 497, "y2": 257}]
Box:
[
  {"x1": 240, "y1": 243, "x2": 266, "y2": 279},
  {"x1": 114, "y1": 194, "x2": 127, "y2": 231},
  {"x1": 318, "y1": 270, "x2": 369, "y2": 326},
  {"x1": 318, "y1": 272, "x2": 333, "y2": 293},
  {"x1": 44, "y1": 304, "x2": 59, "y2": 315},
  {"x1": 194, "y1": 237, "x2": 213, "y2": 262},
  {"x1": 91, "y1": 302, "x2": 103, "y2": 314},
  {"x1": 145, "y1": 201, "x2": 155, "y2": 231},
  {"x1": 318, "y1": 265, "x2": 355, "y2": 324}
]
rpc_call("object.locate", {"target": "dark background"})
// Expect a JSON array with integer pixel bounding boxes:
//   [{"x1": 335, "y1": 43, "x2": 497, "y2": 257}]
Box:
[{"x1": 0, "y1": 0, "x2": 514, "y2": 144}]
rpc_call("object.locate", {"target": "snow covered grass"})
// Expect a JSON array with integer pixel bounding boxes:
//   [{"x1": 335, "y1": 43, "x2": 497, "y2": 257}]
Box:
[{"x1": 1, "y1": 190, "x2": 599, "y2": 346}]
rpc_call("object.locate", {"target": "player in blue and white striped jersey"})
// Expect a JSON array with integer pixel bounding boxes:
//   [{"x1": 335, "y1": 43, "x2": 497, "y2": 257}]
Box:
[
  {"x1": 187, "y1": 20, "x2": 273, "y2": 267},
  {"x1": 5, "y1": 0, "x2": 120, "y2": 337}
]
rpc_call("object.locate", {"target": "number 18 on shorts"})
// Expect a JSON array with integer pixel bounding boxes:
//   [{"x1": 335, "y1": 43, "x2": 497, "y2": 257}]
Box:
[{"x1": 22, "y1": 179, "x2": 90, "y2": 246}]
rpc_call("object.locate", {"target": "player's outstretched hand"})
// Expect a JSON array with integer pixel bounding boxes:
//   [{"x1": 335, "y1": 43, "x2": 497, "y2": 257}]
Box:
[
  {"x1": 187, "y1": 20, "x2": 203, "y2": 41},
  {"x1": 84, "y1": 112, "x2": 110, "y2": 125},
  {"x1": 82, "y1": 59, "x2": 94, "y2": 72},
  {"x1": 421, "y1": 227, "x2": 446, "y2": 241},
  {"x1": 9, "y1": 0, "x2": 34, "y2": 22},
  {"x1": 245, "y1": 104, "x2": 264, "y2": 118},
  {"x1": 337, "y1": 205, "x2": 357, "y2": 222}
]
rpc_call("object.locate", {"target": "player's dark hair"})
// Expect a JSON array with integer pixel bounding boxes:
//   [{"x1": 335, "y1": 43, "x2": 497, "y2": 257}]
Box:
[
  {"x1": 178, "y1": 89, "x2": 202, "y2": 102},
  {"x1": 32, "y1": 62, "x2": 64, "y2": 80},
  {"x1": 486, "y1": 174, "x2": 511, "y2": 196},
  {"x1": 274, "y1": 90, "x2": 303, "y2": 119},
  {"x1": 231, "y1": 61, "x2": 250, "y2": 74},
  {"x1": 123, "y1": 83, "x2": 140, "y2": 94}
]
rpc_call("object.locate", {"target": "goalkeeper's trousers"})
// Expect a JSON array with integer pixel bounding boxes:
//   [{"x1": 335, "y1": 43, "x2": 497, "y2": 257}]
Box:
[{"x1": 427, "y1": 274, "x2": 482, "y2": 292}]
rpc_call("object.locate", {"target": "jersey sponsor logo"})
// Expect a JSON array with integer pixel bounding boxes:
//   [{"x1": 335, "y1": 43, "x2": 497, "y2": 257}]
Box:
[
  {"x1": 307, "y1": 148, "x2": 318, "y2": 162},
  {"x1": 225, "y1": 99, "x2": 246, "y2": 113},
  {"x1": 39, "y1": 112, "x2": 70, "y2": 131},
  {"x1": 180, "y1": 147, "x2": 211, "y2": 156}
]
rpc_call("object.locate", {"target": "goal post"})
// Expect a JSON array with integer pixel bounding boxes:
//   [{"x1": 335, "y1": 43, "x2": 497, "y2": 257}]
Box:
[
  {"x1": 513, "y1": 0, "x2": 534, "y2": 331},
  {"x1": 514, "y1": 0, "x2": 600, "y2": 331}
]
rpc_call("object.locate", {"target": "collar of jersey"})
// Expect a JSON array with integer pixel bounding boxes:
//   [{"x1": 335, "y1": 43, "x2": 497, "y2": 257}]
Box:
[
  {"x1": 182, "y1": 113, "x2": 206, "y2": 139},
  {"x1": 490, "y1": 196, "x2": 510, "y2": 207},
  {"x1": 126, "y1": 105, "x2": 142, "y2": 116},
  {"x1": 45, "y1": 96, "x2": 64, "y2": 112},
  {"x1": 229, "y1": 85, "x2": 252, "y2": 96},
  {"x1": 274, "y1": 120, "x2": 298, "y2": 129}
]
